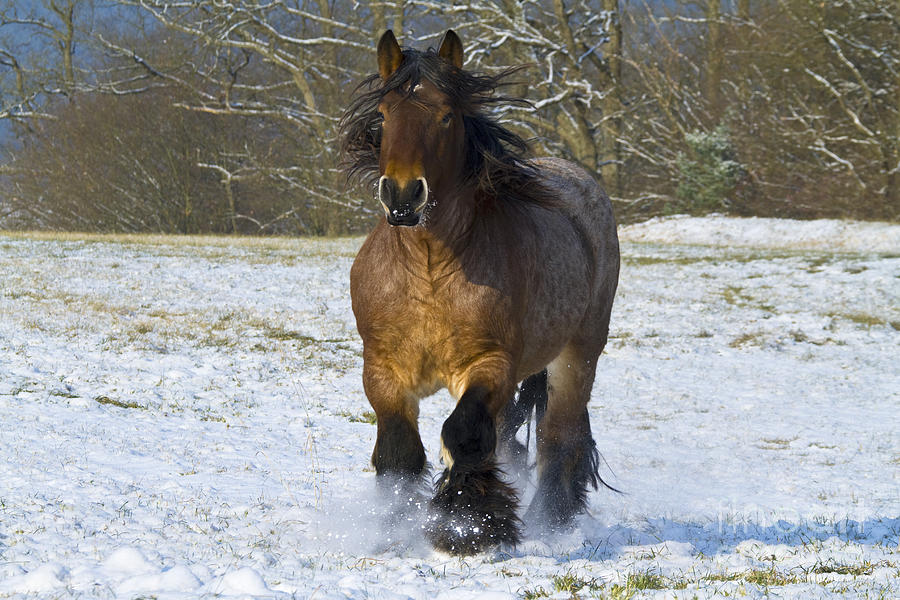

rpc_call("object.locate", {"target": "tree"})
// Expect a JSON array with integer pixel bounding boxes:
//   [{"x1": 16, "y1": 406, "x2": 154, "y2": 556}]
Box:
[
  {"x1": 79, "y1": 0, "x2": 632, "y2": 222},
  {"x1": 0, "y1": 0, "x2": 94, "y2": 121},
  {"x1": 2, "y1": 0, "x2": 898, "y2": 232}
]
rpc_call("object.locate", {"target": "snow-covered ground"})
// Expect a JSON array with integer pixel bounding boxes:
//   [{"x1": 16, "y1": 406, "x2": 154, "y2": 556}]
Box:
[
  {"x1": 618, "y1": 214, "x2": 900, "y2": 252},
  {"x1": 1, "y1": 216, "x2": 898, "y2": 599}
]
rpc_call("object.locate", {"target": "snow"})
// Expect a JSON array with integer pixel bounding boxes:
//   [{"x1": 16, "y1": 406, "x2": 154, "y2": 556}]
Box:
[
  {"x1": 619, "y1": 214, "x2": 900, "y2": 252},
  {"x1": 0, "y1": 217, "x2": 898, "y2": 599},
  {"x1": 211, "y1": 567, "x2": 270, "y2": 595}
]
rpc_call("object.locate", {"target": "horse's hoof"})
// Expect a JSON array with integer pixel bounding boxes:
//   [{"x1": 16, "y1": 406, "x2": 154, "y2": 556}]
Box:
[
  {"x1": 523, "y1": 490, "x2": 576, "y2": 534},
  {"x1": 525, "y1": 435, "x2": 608, "y2": 533},
  {"x1": 376, "y1": 472, "x2": 430, "y2": 525},
  {"x1": 425, "y1": 463, "x2": 521, "y2": 555}
]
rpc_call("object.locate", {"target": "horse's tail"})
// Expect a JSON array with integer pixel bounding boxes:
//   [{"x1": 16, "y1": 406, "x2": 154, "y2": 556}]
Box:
[{"x1": 500, "y1": 370, "x2": 548, "y2": 450}]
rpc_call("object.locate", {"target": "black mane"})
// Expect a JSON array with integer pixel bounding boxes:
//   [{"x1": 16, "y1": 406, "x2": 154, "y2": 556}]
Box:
[{"x1": 340, "y1": 46, "x2": 552, "y2": 206}]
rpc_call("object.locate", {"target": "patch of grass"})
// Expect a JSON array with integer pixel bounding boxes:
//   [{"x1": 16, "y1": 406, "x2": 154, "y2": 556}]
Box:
[
  {"x1": 521, "y1": 570, "x2": 616, "y2": 599},
  {"x1": 263, "y1": 326, "x2": 318, "y2": 344},
  {"x1": 0, "y1": 228, "x2": 360, "y2": 247},
  {"x1": 702, "y1": 571, "x2": 745, "y2": 583},
  {"x1": 729, "y1": 331, "x2": 765, "y2": 348},
  {"x1": 809, "y1": 441, "x2": 837, "y2": 450},
  {"x1": 23, "y1": 319, "x2": 48, "y2": 332},
  {"x1": 789, "y1": 329, "x2": 809, "y2": 343},
  {"x1": 133, "y1": 321, "x2": 154, "y2": 335},
  {"x1": 703, "y1": 567, "x2": 803, "y2": 587},
  {"x1": 843, "y1": 265, "x2": 868, "y2": 274},
  {"x1": 552, "y1": 572, "x2": 601, "y2": 595},
  {"x1": 1, "y1": 231, "x2": 364, "y2": 268},
  {"x1": 721, "y1": 285, "x2": 775, "y2": 313},
  {"x1": 758, "y1": 436, "x2": 797, "y2": 450},
  {"x1": 521, "y1": 586, "x2": 550, "y2": 599},
  {"x1": 198, "y1": 333, "x2": 238, "y2": 349},
  {"x1": 626, "y1": 572, "x2": 668, "y2": 590},
  {"x1": 789, "y1": 330, "x2": 843, "y2": 346},
  {"x1": 806, "y1": 256, "x2": 830, "y2": 273},
  {"x1": 5, "y1": 383, "x2": 37, "y2": 395},
  {"x1": 95, "y1": 395, "x2": 144, "y2": 410},
  {"x1": 350, "y1": 411, "x2": 377, "y2": 425},
  {"x1": 622, "y1": 254, "x2": 710, "y2": 266},
  {"x1": 338, "y1": 410, "x2": 377, "y2": 425},
  {"x1": 824, "y1": 311, "x2": 890, "y2": 328},
  {"x1": 809, "y1": 560, "x2": 888, "y2": 576},
  {"x1": 722, "y1": 285, "x2": 750, "y2": 306},
  {"x1": 3, "y1": 289, "x2": 45, "y2": 301},
  {"x1": 247, "y1": 318, "x2": 349, "y2": 347},
  {"x1": 147, "y1": 308, "x2": 185, "y2": 319},
  {"x1": 199, "y1": 412, "x2": 227, "y2": 423},
  {"x1": 744, "y1": 568, "x2": 800, "y2": 586},
  {"x1": 602, "y1": 572, "x2": 670, "y2": 599}
]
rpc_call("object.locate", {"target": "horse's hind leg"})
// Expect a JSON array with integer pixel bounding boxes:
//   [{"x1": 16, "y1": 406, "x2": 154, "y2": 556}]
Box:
[{"x1": 526, "y1": 342, "x2": 605, "y2": 531}]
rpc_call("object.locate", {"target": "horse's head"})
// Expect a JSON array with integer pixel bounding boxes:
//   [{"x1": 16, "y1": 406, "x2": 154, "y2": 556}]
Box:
[
  {"x1": 342, "y1": 30, "x2": 545, "y2": 225},
  {"x1": 374, "y1": 30, "x2": 466, "y2": 227}
]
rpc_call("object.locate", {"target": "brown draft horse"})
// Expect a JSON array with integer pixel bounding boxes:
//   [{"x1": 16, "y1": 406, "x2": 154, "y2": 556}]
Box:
[{"x1": 340, "y1": 29, "x2": 620, "y2": 555}]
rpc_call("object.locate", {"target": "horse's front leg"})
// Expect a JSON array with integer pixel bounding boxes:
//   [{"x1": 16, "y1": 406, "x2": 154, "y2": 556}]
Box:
[
  {"x1": 426, "y1": 359, "x2": 521, "y2": 554},
  {"x1": 363, "y1": 359, "x2": 428, "y2": 517}
]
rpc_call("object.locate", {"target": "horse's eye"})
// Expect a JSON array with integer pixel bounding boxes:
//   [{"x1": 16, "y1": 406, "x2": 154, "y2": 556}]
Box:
[
  {"x1": 440, "y1": 113, "x2": 453, "y2": 127},
  {"x1": 376, "y1": 111, "x2": 385, "y2": 124}
]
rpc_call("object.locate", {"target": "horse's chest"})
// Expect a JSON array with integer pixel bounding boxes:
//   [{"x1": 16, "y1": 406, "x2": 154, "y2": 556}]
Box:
[
  {"x1": 357, "y1": 261, "x2": 502, "y2": 364},
  {"x1": 397, "y1": 269, "x2": 486, "y2": 346}
]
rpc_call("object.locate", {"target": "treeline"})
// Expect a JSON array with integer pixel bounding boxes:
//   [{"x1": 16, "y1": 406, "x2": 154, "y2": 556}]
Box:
[{"x1": 0, "y1": 0, "x2": 897, "y2": 234}]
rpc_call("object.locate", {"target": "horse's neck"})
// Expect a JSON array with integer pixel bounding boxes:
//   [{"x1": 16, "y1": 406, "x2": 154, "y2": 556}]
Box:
[
  {"x1": 425, "y1": 187, "x2": 482, "y2": 247},
  {"x1": 388, "y1": 227, "x2": 460, "y2": 288},
  {"x1": 390, "y1": 190, "x2": 477, "y2": 267}
]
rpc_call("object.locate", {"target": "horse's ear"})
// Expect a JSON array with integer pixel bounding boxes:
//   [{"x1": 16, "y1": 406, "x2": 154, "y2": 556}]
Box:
[
  {"x1": 377, "y1": 30, "x2": 403, "y2": 80},
  {"x1": 438, "y1": 29, "x2": 463, "y2": 69}
]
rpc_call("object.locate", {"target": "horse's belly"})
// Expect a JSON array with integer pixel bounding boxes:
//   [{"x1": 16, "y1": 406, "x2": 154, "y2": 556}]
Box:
[{"x1": 517, "y1": 292, "x2": 590, "y2": 379}]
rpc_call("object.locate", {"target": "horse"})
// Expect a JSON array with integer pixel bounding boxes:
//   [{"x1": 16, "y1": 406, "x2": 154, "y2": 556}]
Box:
[{"x1": 340, "y1": 29, "x2": 620, "y2": 555}]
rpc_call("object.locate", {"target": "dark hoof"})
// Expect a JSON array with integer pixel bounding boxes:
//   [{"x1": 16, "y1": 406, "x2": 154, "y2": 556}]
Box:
[
  {"x1": 526, "y1": 438, "x2": 606, "y2": 532},
  {"x1": 524, "y1": 487, "x2": 575, "y2": 533},
  {"x1": 425, "y1": 461, "x2": 521, "y2": 555},
  {"x1": 368, "y1": 472, "x2": 430, "y2": 551},
  {"x1": 376, "y1": 469, "x2": 430, "y2": 523}
]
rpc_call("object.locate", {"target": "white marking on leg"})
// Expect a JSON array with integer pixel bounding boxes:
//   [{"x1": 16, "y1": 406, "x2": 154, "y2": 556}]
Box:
[{"x1": 440, "y1": 435, "x2": 455, "y2": 471}]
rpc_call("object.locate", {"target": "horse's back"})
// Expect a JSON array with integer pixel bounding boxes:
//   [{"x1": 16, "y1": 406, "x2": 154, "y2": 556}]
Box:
[{"x1": 531, "y1": 157, "x2": 618, "y2": 253}]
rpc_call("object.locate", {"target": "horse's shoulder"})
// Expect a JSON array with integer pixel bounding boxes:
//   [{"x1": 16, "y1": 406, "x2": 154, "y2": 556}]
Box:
[{"x1": 351, "y1": 223, "x2": 396, "y2": 291}]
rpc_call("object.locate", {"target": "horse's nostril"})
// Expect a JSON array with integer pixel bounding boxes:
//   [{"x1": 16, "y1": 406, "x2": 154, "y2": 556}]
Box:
[
  {"x1": 378, "y1": 176, "x2": 399, "y2": 206},
  {"x1": 413, "y1": 178, "x2": 429, "y2": 209}
]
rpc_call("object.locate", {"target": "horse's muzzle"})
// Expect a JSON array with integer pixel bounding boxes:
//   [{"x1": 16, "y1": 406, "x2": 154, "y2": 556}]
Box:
[{"x1": 379, "y1": 176, "x2": 429, "y2": 227}]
